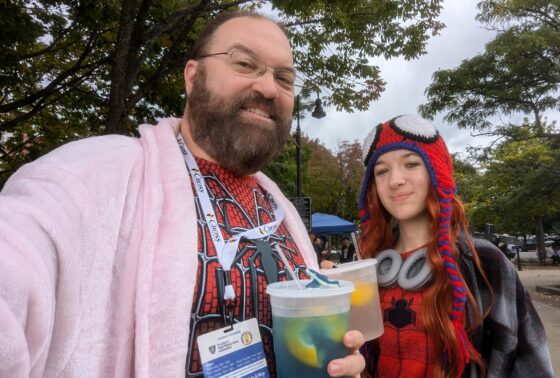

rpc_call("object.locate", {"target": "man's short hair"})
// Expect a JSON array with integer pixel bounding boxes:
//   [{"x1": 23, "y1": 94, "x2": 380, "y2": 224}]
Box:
[{"x1": 190, "y1": 11, "x2": 288, "y2": 59}]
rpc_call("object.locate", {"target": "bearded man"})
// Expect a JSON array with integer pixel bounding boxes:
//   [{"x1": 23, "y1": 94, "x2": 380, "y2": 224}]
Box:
[{"x1": 0, "y1": 11, "x2": 365, "y2": 378}]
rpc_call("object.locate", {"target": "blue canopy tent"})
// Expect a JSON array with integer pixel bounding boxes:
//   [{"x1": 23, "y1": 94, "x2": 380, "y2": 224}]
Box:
[
  {"x1": 311, "y1": 212, "x2": 358, "y2": 236},
  {"x1": 311, "y1": 213, "x2": 360, "y2": 261}
]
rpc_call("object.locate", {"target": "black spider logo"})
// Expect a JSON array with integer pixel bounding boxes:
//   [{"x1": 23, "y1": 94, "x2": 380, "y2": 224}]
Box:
[{"x1": 383, "y1": 298, "x2": 416, "y2": 329}]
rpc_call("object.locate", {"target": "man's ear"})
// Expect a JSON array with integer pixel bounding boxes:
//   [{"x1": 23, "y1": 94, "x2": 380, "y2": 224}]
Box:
[{"x1": 184, "y1": 59, "x2": 198, "y2": 96}]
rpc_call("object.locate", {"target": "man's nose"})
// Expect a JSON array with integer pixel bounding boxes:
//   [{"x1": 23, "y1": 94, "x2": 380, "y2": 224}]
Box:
[{"x1": 251, "y1": 70, "x2": 281, "y2": 99}]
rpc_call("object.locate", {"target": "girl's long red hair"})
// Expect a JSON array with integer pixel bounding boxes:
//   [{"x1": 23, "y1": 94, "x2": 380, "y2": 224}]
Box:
[{"x1": 359, "y1": 182, "x2": 493, "y2": 378}]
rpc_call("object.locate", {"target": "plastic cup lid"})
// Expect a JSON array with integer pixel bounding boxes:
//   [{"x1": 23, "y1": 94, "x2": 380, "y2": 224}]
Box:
[
  {"x1": 324, "y1": 258, "x2": 377, "y2": 275},
  {"x1": 266, "y1": 279, "x2": 354, "y2": 298}
]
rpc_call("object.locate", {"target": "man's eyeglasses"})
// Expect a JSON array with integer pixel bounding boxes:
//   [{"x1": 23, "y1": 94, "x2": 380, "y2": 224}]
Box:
[{"x1": 196, "y1": 49, "x2": 296, "y2": 95}]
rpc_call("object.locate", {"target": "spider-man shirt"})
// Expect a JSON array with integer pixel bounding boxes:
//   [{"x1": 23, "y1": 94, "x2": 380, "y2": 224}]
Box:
[
  {"x1": 185, "y1": 158, "x2": 307, "y2": 377},
  {"x1": 362, "y1": 249, "x2": 436, "y2": 377}
]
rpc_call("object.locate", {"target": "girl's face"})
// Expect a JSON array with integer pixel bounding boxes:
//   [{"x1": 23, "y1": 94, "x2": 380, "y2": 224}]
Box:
[{"x1": 373, "y1": 149, "x2": 431, "y2": 223}]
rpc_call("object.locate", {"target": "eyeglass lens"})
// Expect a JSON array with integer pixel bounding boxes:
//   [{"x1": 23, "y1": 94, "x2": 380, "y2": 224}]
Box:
[{"x1": 227, "y1": 50, "x2": 296, "y2": 94}]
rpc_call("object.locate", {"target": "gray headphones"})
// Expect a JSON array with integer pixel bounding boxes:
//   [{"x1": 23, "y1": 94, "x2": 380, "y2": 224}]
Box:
[{"x1": 376, "y1": 248, "x2": 433, "y2": 291}]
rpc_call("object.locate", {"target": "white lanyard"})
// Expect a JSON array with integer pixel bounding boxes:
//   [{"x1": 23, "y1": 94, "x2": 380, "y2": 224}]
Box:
[{"x1": 177, "y1": 134, "x2": 285, "y2": 300}]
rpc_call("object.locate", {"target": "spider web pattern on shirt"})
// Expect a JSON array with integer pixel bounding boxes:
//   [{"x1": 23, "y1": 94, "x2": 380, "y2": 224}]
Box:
[{"x1": 185, "y1": 158, "x2": 307, "y2": 378}]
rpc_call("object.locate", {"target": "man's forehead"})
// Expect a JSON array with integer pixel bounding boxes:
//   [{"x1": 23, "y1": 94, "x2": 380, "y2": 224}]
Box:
[{"x1": 207, "y1": 17, "x2": 293, "y2": 64}]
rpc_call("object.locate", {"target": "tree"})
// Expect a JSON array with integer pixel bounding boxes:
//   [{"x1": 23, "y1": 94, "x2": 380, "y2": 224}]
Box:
[
  {"x1": 262, "y1": 138, "x2": 298, "y2": 196},
  {"x1": 451, "y1": 154, "x2": 479, "y2": 210},
  {"x1": 419, "y1": 0, "x2": 560, "y2": 258},
  {"x1": 302, "y1": 137, "x2": 340, "y2": 214},
  {"x1": 419, "y1": 0, "x2": 559, "y2": 139},
  {"x1": 464, "y1": 124, "x2": 560, "y2": 263},
  {"x1": 265, "y1": 135, "x2": 364, "y2": 223},
  {"x1": 331, "y1": 140, "x2": 364, "y2": 222},
  {"x1": 1, "y1": 0, "x2": 445, "y2": 187}
]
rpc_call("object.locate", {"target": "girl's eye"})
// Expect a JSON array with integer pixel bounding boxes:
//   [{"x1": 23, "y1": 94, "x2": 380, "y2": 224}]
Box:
[
  {"x1": 405, "y1": 161, "x2": 421, "y2": 168},
  {"x1": 374, "y1": 168, "x2": 388, "y2": 176}
]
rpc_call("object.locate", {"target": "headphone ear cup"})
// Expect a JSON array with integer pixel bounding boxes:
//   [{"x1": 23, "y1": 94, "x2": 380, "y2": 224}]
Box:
[
  {"x1": 376, "y1": 249, "x2": 402, "y2": 287},
  {"x1": 398, "y1": 248, "x2": 433, "y2": 291}
]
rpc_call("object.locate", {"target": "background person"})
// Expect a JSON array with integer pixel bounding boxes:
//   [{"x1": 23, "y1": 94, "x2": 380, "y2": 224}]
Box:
[
  {"x1": 340, "y1": 237, "x2": 356, "y2": 263},
  {"x1": 545, "y1": 242, "x2": 559, "y2": 265},
  {"x1": 498, "y1": 241, "x2": 514, "y2": 259},
  {"x1": 357, "y1": 115, "x2": 553, "y2": 377},
  {"x1": 553, "y1": 242, "x2": 560, "y2": 265},
  {"x1": 0, "y1": 11, "x2": 364, "y2": 377},
  {"x1": 311, "y1": 233, "x2": 327, "y2": 265}
]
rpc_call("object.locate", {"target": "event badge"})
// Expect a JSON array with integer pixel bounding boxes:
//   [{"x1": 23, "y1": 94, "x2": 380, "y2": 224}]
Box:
[{"x1": 197, "y1": 318, "x2": 270, "y2": 378}]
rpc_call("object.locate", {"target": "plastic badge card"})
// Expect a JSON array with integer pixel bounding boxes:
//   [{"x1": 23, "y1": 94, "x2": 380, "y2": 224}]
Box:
[{"x1": 197, "y1": 318, "x2": 270, "y2": 378}]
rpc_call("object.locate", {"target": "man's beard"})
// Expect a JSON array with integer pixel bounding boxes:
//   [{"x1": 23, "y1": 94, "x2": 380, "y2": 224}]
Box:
[{"x1": 186, "y1": 66, "x2": 292, "y2": 176}]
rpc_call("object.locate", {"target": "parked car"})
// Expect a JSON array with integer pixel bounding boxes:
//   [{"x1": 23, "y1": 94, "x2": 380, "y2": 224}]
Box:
[
  {"x1": 521, "y1": 239, "x2": 555, "y2": 251},
  {"x1": 522, "y1": 239, "x2": 537, "y2": 251}
]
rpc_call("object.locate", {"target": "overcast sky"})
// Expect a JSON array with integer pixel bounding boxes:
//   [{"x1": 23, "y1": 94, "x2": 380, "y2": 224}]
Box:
[{"x1": 297, "y1": 0, "x2": 559, "y2": 158}]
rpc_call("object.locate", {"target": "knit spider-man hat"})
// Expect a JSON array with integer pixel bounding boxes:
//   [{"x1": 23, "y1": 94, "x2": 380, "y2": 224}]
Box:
[{"x1": 359, "y1": 114, "x2": 476, "y2": 373}]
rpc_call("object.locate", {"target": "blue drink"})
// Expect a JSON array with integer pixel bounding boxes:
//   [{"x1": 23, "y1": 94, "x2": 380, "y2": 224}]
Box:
[
  {"x1": 266, "y1": 280, "x2": 354, "y2": 378},
  {"x1": 272, "y1": 312, "x2": 349, "y2": 377}
]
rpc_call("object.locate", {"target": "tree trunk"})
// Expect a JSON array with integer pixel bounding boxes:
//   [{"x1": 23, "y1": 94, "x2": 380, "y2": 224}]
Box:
[
  {"x1": 533, "y1": 106, "x2": 543, "y2": 136},
  {"x1": 536, "y1": 216, "x2": 546, "y2": 265},
  {"x1": 106, "y1": 0, "x2": 137, "y2": 135}
]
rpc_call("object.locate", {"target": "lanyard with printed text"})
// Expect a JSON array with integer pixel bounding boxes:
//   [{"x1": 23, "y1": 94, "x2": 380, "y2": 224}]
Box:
[{"x1": 177, "y1": 134, "x2": 285, "y2": 301}]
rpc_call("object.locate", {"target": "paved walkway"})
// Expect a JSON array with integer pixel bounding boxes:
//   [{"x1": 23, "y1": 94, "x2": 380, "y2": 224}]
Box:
[{"x1": 517, "y1": 266, "x2": 560, "y2": 376}]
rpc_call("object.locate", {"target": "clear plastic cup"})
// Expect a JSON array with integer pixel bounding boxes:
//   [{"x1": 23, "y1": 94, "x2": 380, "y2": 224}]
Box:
[
  {"x1": 320, "y1": 259, "x2": 383, "y2": 341},
  {"x1": 266, "y1": 279, "x2": 354, "y2": 378}
]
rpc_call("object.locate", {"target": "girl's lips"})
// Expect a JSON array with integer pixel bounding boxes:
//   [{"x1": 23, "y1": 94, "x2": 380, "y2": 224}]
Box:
[{"x1": 391, "y1": 193, "x2": 411, "y2": 201}]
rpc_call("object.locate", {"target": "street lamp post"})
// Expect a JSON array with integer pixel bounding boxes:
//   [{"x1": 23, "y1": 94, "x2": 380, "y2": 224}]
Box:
[
  {"x1": 295, "y1": 95, "x2": 302, "y2": 198},
  {"x1": 295, "y1": 93, "x2": 326, "y2": 197}
]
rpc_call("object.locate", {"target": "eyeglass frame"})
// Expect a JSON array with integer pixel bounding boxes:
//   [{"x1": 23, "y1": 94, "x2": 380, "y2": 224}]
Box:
[{"x1": 195, "y1": 45, "x2": 297, "y2": 96}]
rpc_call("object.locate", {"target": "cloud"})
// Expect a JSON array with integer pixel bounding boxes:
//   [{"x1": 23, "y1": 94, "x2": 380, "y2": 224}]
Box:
[{"x1": 297, "y1": 0, "x2": 559, "y2": 157}]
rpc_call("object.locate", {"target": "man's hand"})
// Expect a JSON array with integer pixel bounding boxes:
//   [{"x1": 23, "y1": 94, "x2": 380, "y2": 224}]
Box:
[{"x1": 327, "y1": 330, "x2": 365, "y2": 377}]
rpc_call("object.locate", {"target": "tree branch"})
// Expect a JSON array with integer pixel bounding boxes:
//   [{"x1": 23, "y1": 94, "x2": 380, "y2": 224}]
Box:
[
  {"x1": 0, "y1": 33, "x2": 100, "y2": 113},
  {"x1": 0, "y1": 56, "x2": 110, "y2": 132},
  {"x1": 124, "y1": 0, "x2": 255, "y2": 112},
  {"x1": 17, "y1": 23, "x2": 75, "y2": 60}
]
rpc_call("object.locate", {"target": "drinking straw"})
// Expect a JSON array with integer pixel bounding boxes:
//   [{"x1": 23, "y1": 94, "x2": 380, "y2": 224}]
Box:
[{"x1": 274, "y1": 244, "x2": 304, "y2": 290}]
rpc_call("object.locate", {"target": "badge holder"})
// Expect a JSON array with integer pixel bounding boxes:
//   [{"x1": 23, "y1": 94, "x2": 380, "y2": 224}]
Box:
[{"x1": 197, "y1": 318, "x2": 270, "y2": 378}]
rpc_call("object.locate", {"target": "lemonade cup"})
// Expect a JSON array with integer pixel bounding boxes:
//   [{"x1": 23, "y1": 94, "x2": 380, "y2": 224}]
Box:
[
  {"x1": 266, "y1": 279, "x2": 354, "y2": 378},
  {"x1": 321, "y1": 259, "x2": 383, "y2": 341}
]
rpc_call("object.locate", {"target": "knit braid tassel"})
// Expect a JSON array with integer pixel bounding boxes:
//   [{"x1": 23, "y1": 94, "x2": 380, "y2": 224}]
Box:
[
  {"x1": 453, "y1": 317, "x2": 470, "y2": 377},
  {"x1": 437, "y1": 188, "x2": 479, "y2": 377}
]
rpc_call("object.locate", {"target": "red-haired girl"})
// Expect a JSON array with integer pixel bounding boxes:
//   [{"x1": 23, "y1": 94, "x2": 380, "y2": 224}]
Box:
[{"x1": 358, "y1": 115, "x2": 553, "y2": 378}]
